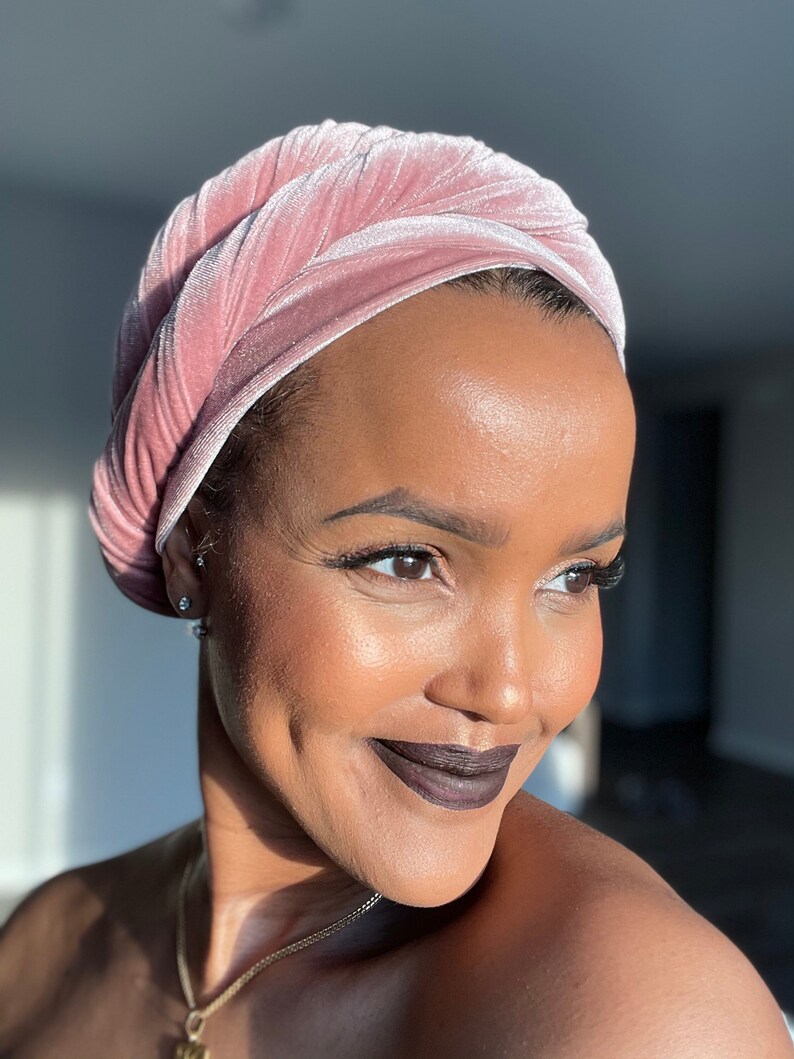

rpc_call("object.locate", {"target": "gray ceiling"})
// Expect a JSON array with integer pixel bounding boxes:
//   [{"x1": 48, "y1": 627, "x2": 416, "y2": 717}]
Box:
[{"x1": 3, "y1": 0, "x2": 792, "y2": 364}]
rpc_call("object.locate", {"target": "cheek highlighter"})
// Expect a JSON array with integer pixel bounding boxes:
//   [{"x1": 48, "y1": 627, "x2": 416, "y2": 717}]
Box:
[{"x1": 367, "y1": 740, "x2": 520, "y2": 811}]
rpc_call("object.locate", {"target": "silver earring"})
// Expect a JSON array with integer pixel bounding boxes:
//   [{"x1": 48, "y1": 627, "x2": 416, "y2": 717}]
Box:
[
  {"x1": 191, "y1": 618, "x2": 208, "y2": 639},
  {"x1": 178, "y1": 595, "x2": 192, "y2": 612},
  {"x1": 196, "y1": 555, "x2": 207, "y2": 571}
]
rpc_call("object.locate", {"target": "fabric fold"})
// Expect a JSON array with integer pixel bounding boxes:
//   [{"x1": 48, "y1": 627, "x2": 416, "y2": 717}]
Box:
[{"x1": 90, "y1": 119, "x2": 625, "y2": 614}]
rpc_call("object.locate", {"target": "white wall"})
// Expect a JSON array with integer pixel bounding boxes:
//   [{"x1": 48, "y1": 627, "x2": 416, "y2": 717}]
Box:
[{"x1": 0, "y1": 182, "x2": 201, "y2": 901}]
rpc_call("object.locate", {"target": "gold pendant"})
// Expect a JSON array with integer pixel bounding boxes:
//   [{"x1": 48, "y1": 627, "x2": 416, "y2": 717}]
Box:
[
  {"x1": 174, "y1": 1041, "x2": 210, "y2": 1059},
  {"x1": 175, "y1": 1009, "x2": 209, "y2": 1058}
]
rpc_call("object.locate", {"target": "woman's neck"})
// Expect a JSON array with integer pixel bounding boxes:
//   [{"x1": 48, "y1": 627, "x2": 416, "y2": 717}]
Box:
[{"x1": 189, "y1": 666, "x2": 375, "y2": 1000}]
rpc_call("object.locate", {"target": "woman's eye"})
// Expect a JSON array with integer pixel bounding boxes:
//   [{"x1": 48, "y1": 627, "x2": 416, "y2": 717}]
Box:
[
  {"x1": 365, "y1": 552, "x2": 435, "y2": 580},
  {"x1": 325, "y1": 545, "x2": 443, "y2": 584},
  {"x1": 544, "y1": 566, "x2": 594, "y2": 595}
]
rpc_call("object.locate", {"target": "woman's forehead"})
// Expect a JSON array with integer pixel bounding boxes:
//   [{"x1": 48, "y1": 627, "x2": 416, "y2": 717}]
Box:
[
  {"x1": 267, "y1": 289, "x2": 635, "y2": 533},
  {"x1": 317, "y1": 285, "x2": 620, "y2": 388},
  {"x1": 305, "y1": 287, "x2": 629, "y2": 447}
]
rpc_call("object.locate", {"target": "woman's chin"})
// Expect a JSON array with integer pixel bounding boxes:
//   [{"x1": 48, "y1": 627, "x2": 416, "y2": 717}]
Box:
[
  {"x1": 284, "y1": 763, "x2": 507, "y2": 907},
  {"x1": 342, "y1": 832, "x2": 495, "y2": 909},
  {"x1": 376, "y1": 867, "x2": 485, "y2": 908}
]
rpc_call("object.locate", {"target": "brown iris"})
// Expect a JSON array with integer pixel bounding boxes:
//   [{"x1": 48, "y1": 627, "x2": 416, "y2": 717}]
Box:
[
  {"x1": 564, "y1": 568, "x2": 593, "y2": 594},
  {"x1": 392, "y1": 555, "x2": 430, "y2": 579}
]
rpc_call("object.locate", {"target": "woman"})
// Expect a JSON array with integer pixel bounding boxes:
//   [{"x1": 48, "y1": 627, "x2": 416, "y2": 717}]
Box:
[{"x1": 1, "y1": 121, "x2": 790, "y2": 1059}]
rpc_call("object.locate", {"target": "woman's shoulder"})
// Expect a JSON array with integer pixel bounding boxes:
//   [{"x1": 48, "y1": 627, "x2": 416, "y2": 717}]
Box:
[
  {"x1": 445, "y1": 792, "x2": 793, "y2": 1058},
  {"x1": 0, "y1": 821, "x2": 195, "y2": 1050}
]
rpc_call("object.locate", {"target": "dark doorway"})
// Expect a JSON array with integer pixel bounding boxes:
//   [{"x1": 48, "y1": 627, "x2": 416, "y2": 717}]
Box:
[
  {"x1": 653, "y1": 405, "x2": 721, "y2": 724},
  {"x1": 597, "y1": 403, "x2": 721, "y2": 728}
]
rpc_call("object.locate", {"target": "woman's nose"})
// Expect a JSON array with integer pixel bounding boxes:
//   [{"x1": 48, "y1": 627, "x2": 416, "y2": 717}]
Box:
[{"x1": 422, "y1": 603, "x2": 535, "y2": 727}]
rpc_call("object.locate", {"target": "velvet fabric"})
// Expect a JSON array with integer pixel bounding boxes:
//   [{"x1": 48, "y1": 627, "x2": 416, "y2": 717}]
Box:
[{"x1": 89, "y1": 120, "x2": 626, "y2": 615}]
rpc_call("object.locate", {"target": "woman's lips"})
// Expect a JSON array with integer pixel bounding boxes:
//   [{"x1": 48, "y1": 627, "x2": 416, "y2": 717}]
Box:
[{"x1": 367, "y1": 739, "x2": 520, "y2": 811}]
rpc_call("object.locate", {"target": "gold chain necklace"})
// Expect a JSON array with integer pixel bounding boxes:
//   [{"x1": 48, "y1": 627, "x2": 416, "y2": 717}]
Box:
[{"x1": 174, "y1": 833, "x2": 383, "y2": 1059}]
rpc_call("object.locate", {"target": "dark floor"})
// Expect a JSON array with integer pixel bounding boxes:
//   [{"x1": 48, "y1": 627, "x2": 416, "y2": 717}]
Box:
[{"x1": 581, "y1": 720, "x2": 794, "y2": 1013}]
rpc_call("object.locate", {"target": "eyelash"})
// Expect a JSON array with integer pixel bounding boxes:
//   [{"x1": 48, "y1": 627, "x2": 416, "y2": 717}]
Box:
[
  {"x1": 325, "y1": 541, "x2": 625, "y2": 594},
  {"x1": 325, "y1": 542, "x2": 444, "y2": 580},
  {"x1": 565, "y1": 553, "x2": 626, "y2": 591}
]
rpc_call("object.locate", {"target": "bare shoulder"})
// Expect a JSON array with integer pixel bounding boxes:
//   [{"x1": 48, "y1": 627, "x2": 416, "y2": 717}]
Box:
[
  {"x1": 0, "y1": 821, "x2": 195, "y2": 1050},
  {"x1": 464, "y1": 793, "x2": 793, "y2": 1058},
  {"x1": 0, "y1": 862, "x2": 104, "y2": 1035}
]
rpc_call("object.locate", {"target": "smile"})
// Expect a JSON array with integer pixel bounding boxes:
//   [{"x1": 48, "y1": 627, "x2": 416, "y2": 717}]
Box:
[{"x1": 367, "y1": 739, "x2": 520, "y2": 811}]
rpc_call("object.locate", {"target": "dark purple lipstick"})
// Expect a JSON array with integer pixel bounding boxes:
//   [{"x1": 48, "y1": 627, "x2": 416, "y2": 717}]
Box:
[{"x1": 368, "y1": 739, "x2": 520, "y2": 811}]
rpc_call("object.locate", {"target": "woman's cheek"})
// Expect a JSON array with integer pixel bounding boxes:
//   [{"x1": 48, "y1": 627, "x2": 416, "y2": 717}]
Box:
[
  {"x1": 225, "y1": 564, "x2": 426, "y2": 736},
  {"x1": 536, "y1": 603, "x2": 604, "y2": 735}
]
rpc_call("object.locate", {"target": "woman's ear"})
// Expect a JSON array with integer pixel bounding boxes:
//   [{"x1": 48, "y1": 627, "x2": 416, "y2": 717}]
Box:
[{"x1": 161, "y1": 498, "x2": 212, "y2": 618}]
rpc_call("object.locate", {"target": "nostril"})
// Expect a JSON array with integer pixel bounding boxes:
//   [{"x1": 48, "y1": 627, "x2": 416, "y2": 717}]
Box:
[
  {"x1": 421, "y1": 606, "x2": 536, "y2": 724},
  {"x1": 423, "y1": 670, "x2": 533, "y2": 727}
]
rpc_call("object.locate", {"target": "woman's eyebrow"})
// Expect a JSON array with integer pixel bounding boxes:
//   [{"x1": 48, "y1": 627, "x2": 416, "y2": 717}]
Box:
[
  {"x1": 321, "y1": 487, "x2": 510, "y2": 548},
  {"x1": 556, "y1": 519, "x2": 626, "y2": 558},
  {"x1": 323, "y1": 489, "x2": 625, "y2": 557}
]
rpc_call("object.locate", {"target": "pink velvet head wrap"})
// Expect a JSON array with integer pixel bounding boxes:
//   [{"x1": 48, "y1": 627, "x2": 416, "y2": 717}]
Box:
[{"x1": 90, "y1": 119, "x2": 626, "y2": 615}]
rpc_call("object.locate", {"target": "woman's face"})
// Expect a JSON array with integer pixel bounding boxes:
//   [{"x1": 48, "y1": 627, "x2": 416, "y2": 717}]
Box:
[{"x1": 198, "y1": 285, "x2": 635, "y2": 906}]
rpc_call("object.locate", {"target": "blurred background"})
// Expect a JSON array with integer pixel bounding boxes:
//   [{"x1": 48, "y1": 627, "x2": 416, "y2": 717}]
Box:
[{"x1": 1, "y1": 0, "x2": 792, "y2": 1020}]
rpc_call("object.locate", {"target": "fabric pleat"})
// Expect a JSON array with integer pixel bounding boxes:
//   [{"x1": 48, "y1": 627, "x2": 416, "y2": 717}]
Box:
[{"x1": 89, "y1": 119, "x2": 626, "y2": 614}]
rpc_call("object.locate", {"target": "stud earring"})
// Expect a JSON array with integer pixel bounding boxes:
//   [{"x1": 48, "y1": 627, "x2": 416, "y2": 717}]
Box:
[
  {"x1": 178, "y1": 596, "x2": 192, "y2": 612},
  {"x1": 196, "y1": 555, "x2": 207, "y2": 571}
]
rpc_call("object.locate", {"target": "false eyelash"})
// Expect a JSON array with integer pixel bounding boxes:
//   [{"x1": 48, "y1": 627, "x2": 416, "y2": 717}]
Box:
[
  {"x1": 325, "y1": 542, "x2": 439, "y2": 572},
  {"x1": 567, "y1": 551, "x2": 625, "y2": 590},
  {"x1": 326, "y1": 542, "x2": 625, "y2": 591}
]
